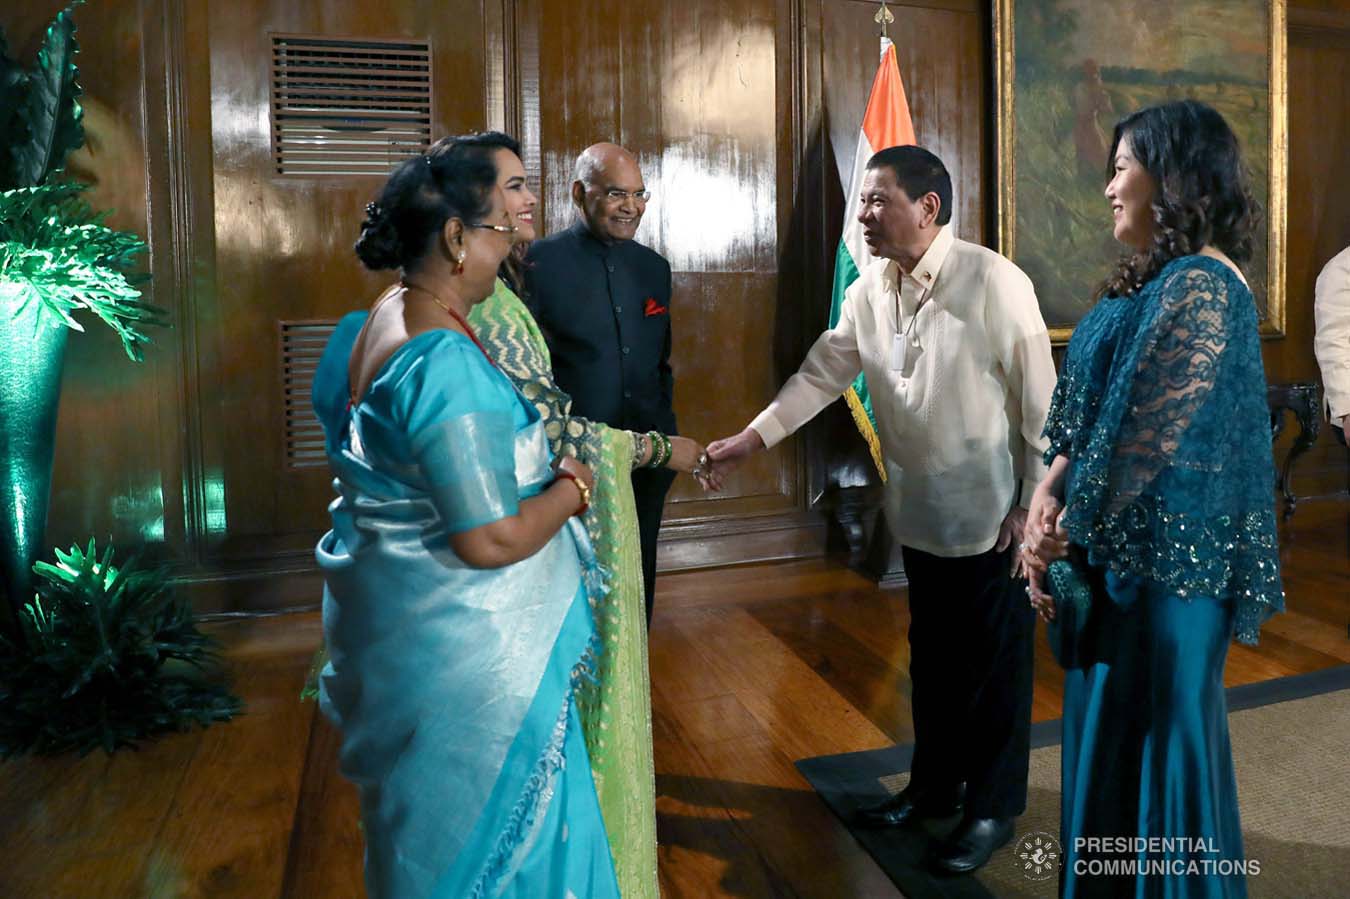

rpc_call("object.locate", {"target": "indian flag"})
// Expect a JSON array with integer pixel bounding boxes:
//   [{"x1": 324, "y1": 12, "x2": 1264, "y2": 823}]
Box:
[{"x1": 830, "y1": 36, "x2": 915, "y2": 481}]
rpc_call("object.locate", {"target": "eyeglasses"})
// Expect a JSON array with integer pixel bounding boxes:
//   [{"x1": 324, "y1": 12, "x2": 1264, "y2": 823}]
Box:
[
  {"x1": 469, "y1": 222, "x2": 518, "y2": 235},
  {"x1": 602, "y1": 188, "x2": 651, "y2": 203}
]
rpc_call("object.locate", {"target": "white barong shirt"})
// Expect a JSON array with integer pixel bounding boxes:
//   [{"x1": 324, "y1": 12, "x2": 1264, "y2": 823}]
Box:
[
  {"x1": 750, "y1": 226, "x2": 1056, "y2": 557},
  {"x1": 1314, "y1": 246, "x2": 1350, "y2": 425}
]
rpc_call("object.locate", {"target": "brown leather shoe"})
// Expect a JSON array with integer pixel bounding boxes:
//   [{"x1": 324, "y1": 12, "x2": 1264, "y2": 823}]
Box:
[{"x1": 853, "y1": 784, "x2": 964, "y2": 828}]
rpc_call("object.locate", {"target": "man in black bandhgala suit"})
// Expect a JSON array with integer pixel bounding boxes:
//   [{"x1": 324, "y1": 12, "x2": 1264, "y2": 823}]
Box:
[{"x1": 525, "y1": 143, "x2": 676, "y2": 624}]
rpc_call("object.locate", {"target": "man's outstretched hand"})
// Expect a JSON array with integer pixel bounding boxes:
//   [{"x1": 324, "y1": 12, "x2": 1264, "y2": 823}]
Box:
[{"x1": 702, "y1": 428, "x2": 766, "y2": 491}]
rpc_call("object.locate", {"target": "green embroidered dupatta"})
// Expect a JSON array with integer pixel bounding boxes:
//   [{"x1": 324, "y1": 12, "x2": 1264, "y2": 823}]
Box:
[{"x1": 469, "y1": 279, "x2": 659, "y2": 899}]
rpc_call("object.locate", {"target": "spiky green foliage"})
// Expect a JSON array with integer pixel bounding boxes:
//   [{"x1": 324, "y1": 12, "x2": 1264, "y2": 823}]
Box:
[
  {"x1": 0, "y1": 540, "x2": 242, "y2": 757},
  {"x1": 4, "y1": 1, "x2": 84, "y2": 190},
  {"x1": 0, "y1": 30, "x2": 30, "y2": 188},
  {"x1": 0, "y1": 3, "x2": 164, "y2": 357},
  {"x1": 0, "y1": 182, "x2": 167, "y2": 361}
]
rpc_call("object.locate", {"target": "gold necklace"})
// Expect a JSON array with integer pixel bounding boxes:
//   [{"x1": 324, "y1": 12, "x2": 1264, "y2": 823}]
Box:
[
  {"x1": 400, "y1": 279, "x2": 460, "y2": 317},
  {"x1": 399, "y1": 279, "x2": 494, "y2": 363}
]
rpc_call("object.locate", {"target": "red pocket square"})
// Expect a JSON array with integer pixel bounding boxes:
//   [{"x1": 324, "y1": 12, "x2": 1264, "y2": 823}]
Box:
[{"x1": 643, "y1": 298, "x2": 668, "y2": 317}]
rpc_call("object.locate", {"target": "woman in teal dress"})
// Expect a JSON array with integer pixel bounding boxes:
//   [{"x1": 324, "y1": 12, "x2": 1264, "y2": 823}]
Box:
[
  {"x1": 1023, "y1": 101, "x2": 1284, "y2": 897},
  {"x1": 312, "y1": 139, "x2": 620, "y2": 898}
]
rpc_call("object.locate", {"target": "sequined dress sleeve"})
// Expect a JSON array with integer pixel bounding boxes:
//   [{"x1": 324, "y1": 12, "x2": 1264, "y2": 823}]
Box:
[{"x1": 1042, "y1": 256, "x2": 1283, "y2": 644}]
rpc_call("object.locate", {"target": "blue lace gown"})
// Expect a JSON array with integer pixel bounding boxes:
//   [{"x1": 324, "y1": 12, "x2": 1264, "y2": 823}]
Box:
[
  {"x1": 311, "y1": 317, "x2": 620, "y2": 899},
  {"x1": 1043, "y1": 256, "x2": 1284, "y2": 898}
]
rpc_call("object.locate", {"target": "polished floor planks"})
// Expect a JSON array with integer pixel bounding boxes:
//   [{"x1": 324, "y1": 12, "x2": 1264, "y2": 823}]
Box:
[{"x1": 0, "y1": 501, "x2": 1343, "y2": 898}]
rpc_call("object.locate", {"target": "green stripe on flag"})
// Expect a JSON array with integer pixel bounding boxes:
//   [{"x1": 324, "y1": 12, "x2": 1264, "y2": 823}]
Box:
[
  {"x1": 829, "y1": 241, "x2": 886, "y2": 480},
  {"x1": 829, "y1": 241, "x2": 875, "y2": 433}
]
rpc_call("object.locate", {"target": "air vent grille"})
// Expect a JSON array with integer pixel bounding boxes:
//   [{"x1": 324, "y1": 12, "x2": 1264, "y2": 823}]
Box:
[
  {"x1": 280, "y1": 319, "x2": 339, "y2": 469},
  {"x1": 270, "y1": 34, "x2": 433, "y2": 176}
]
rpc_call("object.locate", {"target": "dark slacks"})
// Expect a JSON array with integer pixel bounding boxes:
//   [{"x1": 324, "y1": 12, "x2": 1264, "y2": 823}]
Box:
[
  {"x1": 632, "y1": 466, "x2": 676, "y2": 625},
  {"x1": 901, "y1": 541, "x2": 1036, "y2": 819}
]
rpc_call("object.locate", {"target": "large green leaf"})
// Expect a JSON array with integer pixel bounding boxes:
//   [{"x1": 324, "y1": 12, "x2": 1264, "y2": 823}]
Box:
[
  {"x1": 0, "y1": 29, "x2": 30, "y2": 190},
  {"x1": 0, "y1": 182, "x2": 168, "y2": 360},
  {"x1": 12, "y1": 1, "x2": 85, "y2": 188}
]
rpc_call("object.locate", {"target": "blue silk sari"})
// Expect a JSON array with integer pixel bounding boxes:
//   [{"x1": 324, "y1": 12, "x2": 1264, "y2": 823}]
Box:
[{"x1": 312, "y1": 316, "x2": 619, "y2": 899}]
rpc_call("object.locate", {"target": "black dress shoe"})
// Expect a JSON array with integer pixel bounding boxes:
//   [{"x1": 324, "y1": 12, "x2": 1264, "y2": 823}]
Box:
[
  {"x1": 854, "y1": 784, "x2": 964, "y2": 828},
  {"x1": 931, "y1": 816, "x2": 1015, "y2": 873}
]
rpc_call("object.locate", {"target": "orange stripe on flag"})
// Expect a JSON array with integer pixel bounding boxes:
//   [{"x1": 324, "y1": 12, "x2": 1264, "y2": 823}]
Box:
[{"x1": 861, "y1": 42, "x2": 915, "y2": 150}]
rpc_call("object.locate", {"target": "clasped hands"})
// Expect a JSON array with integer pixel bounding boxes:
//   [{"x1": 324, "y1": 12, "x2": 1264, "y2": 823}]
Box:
[
  {"x1": 696, "y1": 428, "x2": 765, "y2": 492},
  {"x1": 561, "y1": 433, "x2": 737, "y2": 493},
  {"x1": 653, "y1": 427, "x2": 765, "y2": 492},
  {"x1": 1020, "y1": 488, "x2": 1071, "y2": 622}
]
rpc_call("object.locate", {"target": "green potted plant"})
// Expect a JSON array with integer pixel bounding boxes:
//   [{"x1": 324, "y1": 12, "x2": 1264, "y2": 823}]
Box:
[
  {"x1": 0, "y1": 540, "x2": 242, "y2": 756},
  {"x1": 0, "y1": 1, "x2": 166, "y2": 635}
]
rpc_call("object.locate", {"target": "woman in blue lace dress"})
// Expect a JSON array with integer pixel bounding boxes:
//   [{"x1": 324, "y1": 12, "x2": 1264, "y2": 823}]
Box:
[
  {"x1": 311, "y1": 140, "x2": 620, "y2": 898},
  {"x1": 1022, "y1": 101, "x2": 1283, "y2": 897}
]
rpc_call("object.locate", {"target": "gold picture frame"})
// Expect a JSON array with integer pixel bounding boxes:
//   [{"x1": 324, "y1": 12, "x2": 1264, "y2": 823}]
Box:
[{"x1": 995, "y1": 0, "x2": 1287, "y2": 343}]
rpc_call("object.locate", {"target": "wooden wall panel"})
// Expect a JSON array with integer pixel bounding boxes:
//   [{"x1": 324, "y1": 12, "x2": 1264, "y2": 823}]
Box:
[
  {"x1": 4, "y1": 0, "x2": 508, "y2": 608},
  {"x1": 515, "y1": 0, "x2": 809, "y2": 569},
  {"x1": 196, "y1": 0, "x2": 492, "y2": 565},
  {"x1": 1266, "y1": 2, "x2": 1350, "y2": 498}
]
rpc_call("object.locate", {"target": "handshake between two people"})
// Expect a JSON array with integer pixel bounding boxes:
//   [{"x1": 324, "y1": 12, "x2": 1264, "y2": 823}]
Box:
[
  {"x1": 672, "y1": 433, "x2": 1076, "y2": 611},
  {"x1": 551, "y1": 428, "x2": 768, "y2": 497},
  {"x1": 662, "y1": 427, "x2": 767, "y2": 493}
]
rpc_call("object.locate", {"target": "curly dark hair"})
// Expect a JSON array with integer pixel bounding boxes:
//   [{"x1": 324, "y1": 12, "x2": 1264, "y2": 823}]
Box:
[
  {"x1": 354, "y1": 133, "x2": 518, "y2": 272},
  {"x1": 1098, "y1": 100, "x2": 1259, "y2": 298}
]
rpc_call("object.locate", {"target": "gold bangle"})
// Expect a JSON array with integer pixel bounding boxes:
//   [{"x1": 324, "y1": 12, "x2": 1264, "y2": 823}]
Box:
[{"x1": 554, "y1": 470, "x2": 590, "y2": 515}]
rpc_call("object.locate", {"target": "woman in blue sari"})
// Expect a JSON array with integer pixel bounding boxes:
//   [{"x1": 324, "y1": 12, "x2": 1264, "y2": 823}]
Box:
[
  {"x1": 1023, "y1": 101, "x2": 1283, "y2": 897},
  {"x1": 312, "y1": 140, "x2": 620, "y2": 898}
]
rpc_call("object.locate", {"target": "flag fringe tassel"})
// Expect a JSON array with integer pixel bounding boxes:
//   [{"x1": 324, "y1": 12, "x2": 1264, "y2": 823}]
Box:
[{"x1": 843, "y1": 386, "x2": 887, "y2": 483}]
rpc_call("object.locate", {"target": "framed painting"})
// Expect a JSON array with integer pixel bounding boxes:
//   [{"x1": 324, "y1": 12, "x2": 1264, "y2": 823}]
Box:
[{"x1": 995, "y1": 0, "x2": 1287, "y2": 342}]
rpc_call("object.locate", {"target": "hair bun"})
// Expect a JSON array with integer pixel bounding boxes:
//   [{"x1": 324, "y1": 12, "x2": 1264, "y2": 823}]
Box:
[{"x1": 354, "y1": 203, "x2": 404, "y2": 270}]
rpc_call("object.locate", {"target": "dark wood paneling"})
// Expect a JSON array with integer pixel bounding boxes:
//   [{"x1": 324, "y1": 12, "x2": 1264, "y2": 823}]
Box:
[
  {"x1": 199, "y1": 0, "x2": 491, "y2": 564},
  {"x1": 1266, "y1": 1, "x2": 1350, "y2": 497},
  {"x1": 515, "y1": 0, "x2": 805, "y2": 540}
]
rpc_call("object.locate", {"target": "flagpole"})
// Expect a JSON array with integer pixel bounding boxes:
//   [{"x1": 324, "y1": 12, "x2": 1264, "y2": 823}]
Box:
[
  {"x1": 830, "y1": 2, "x2": 915, "y2": 483},
  {"x1": 875, "y1": 0, "x2": 894, "y2": 47}
]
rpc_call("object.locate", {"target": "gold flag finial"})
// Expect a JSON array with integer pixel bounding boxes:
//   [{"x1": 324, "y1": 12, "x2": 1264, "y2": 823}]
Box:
[{"x1": 875, "y1": 1, "x2": 894, "y2": 38}]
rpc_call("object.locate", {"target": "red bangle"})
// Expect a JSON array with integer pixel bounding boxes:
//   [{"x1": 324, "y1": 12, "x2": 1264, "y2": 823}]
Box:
[{"x1": 553, "y1": 470, "x2": 590, "y2": 516}]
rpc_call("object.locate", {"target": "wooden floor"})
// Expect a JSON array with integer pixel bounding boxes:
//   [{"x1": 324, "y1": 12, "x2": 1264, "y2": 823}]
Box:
[{"x1": 1, "y1": 501, "x2": 1346, "y2": 898}]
